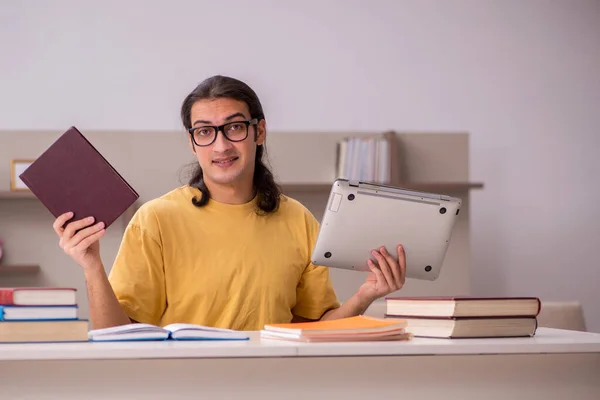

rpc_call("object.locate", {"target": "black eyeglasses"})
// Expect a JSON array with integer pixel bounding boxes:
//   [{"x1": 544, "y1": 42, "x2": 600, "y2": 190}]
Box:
[{"x1": 188, "y1": 118, "x2": 258, "y2": 147}]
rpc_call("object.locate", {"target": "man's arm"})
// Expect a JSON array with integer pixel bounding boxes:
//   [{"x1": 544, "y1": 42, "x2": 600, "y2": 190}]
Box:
[
  {"x1": 292, "y1": 293, "x2": 372, "y2": 323},
  {"x1": 84, "y1": 262, "x2": 135, "y2": 329},
  {"x1": 292, "y1": 294, "x2": 373, "y2": 322},
  {"x1": 319, "y1": 293, "x2": 373, "y2": 320},
  {"x1": 293, "y1": 245, "x2": 407, "y2": 323},
  {"x1": 52, "y1": 212, "x2": 135, "y2": 330}
]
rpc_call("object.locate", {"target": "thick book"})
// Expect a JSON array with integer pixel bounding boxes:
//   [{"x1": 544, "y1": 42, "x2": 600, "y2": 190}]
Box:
[
  {"x1": 385, "y1": 316, "x2": 538, "y2": 339},
  {"x1": 260, "y1": 315, "x2": 412, "y2": 342},
  {"x1": 0, "y1": 287, "x2": 77, "y2": 306},
  {"x1": 385, "y1": 296, "x2": 542, "y2": 318},
  {"x1": 0, "y1": 320, "x2": 89, "y2": 343},
  {"x1": 19, "y1": 126, "x2": 139, "y2": 229},
  {"x1": 88, "y1": 323, "x2": 250, "y2": 342}
]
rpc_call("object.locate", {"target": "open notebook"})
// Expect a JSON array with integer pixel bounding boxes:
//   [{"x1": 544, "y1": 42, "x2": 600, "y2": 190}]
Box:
[{"x1": 88, "y1": 323, "x2": 249, "y2": 342}]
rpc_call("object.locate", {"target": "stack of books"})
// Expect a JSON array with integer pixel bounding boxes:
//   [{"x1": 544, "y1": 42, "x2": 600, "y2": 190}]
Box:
[
  {"x1": 260, "y1": 315, "x2": 412, "y2": 342},
  {"x1": 384, "y1": 296, "x2": 541, "y2": 338},
  {"x1": 0, "y1": 287, "x2": 89, "y2": 343}
]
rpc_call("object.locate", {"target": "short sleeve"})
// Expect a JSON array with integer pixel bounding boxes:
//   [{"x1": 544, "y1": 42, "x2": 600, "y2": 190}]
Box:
[
  {"x1": 108, "y1": 206, "x2": 166, "y2": 325},
  {"x1": 292, "y1": 263, "x2": 341, "y2": 320},
  {"x1": 291, "y1": 208, "x2": 341, "y2": 320}
]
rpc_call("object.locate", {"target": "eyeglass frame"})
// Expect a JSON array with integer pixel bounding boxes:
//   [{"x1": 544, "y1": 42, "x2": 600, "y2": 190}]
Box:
[{"x1": 188, "y1": 118, "x2": 259, "y2": 147}]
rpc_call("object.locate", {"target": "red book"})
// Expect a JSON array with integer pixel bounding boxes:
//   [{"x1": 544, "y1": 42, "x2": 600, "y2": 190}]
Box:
[
  {"x1": 19, "y1": 126, "x2": 139, "y2": 229},
  {"x1": 0, "y1": 287, "x2": 77, "y2": 306}
]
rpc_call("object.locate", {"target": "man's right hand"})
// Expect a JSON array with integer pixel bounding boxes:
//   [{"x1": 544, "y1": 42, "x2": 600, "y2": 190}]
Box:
[{"x1": 53, "y1": 212, "x2": 106, "y2": 270}]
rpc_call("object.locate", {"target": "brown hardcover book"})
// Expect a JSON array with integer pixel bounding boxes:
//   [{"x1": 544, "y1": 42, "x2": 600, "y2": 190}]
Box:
[
  {"x1": 384, "y1": 296, "x2": 542, "y2": 318},
  {"x1": 19, "y1": 126, "x2": 139, "y2": 229},
  {"x1": 384, "y1": 315, "x2": 538, "y2": 339}
]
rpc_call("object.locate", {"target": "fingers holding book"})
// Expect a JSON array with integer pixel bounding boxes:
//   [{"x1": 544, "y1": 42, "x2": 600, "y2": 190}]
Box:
[
  {"x1": 53, "y1": 212, "x2": 105, "y2": 269},
  {"x1": 63, "y1": 217, "x2": 105, "y2": 250}
]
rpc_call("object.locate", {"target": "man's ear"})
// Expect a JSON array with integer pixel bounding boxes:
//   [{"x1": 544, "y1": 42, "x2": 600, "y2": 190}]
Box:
[
  {"x1": 255, "y1": 119, "x2": 266, "y2": 145},
  {"x1": 188, "y1": 136, "x2": 196, "y2": 153}
]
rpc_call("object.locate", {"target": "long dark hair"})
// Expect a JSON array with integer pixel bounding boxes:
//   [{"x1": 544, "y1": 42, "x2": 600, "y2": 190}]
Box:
[{"x1": 180, "y1": 75, "x2": 281, "y2": 214}]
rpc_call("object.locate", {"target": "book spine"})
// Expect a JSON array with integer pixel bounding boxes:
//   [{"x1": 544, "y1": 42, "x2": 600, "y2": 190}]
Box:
[
  {"x1": 0, "y1": 289, "x2": 15, "y2": 305},
  {"x1": 385, "y1": 314, "x2": 539, "y2": 320}
]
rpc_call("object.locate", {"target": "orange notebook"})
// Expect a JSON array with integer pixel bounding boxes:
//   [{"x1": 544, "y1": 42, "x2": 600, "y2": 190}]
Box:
[
  {"x1": 261, "y1": 315, "x2": 411, "y2": 342},
  {"x1": 265, "y1": 315, "x2": 406, "y2": 335},
  {"x1": 264, "y1": 315, "x2": 406, "y2": 336}
]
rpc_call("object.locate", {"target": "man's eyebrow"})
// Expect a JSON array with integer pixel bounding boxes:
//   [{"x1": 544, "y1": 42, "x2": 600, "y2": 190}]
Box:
[
  {"x1": 224, "y1": 112, "x2": 247, "y2": 121},
  {"x1": 192, "y1": 112, "x2": 247, "y2": 126}
]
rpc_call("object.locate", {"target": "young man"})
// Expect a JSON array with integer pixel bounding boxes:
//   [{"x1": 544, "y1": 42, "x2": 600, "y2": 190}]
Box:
[{"x1": 53, "y1": 75, "x2": 406, "y2": 330}]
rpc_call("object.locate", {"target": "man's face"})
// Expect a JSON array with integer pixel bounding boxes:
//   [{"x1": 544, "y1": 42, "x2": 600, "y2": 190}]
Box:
[{"x1": 189, "y1": 98, "x2": 265, "y2": 188}]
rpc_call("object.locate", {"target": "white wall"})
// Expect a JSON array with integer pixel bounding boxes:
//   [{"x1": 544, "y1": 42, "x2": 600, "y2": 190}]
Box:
[{"x1": 1, "y1": 0, "x2": 599, "y2": 331}]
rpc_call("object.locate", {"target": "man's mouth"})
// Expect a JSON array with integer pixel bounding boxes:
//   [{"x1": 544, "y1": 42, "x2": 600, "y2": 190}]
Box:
[{"x1": 212, "y1": 156, "x2": 239, "y2": 166}]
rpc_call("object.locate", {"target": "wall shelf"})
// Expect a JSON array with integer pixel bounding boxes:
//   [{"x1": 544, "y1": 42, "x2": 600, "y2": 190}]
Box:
[
  {"x1": 281, "y1": 182, "x2": 484, "y2": 193},
  {"x1": 0, "y1": 190, "x2": 36, "y2": 200},
  {"x1": 0, "y1": 265, "x2": 41, "y2": 274}
]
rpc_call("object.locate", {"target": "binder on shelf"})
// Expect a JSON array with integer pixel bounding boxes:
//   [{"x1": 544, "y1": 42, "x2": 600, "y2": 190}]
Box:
[{"x1": 335, "y1": 131, "x2": 401, "y2": 185}]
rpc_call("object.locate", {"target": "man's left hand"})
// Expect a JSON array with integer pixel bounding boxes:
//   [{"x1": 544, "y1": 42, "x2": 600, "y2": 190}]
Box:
[{"x1": 357, "y1": 244, "x2": 406, "y2": 303}]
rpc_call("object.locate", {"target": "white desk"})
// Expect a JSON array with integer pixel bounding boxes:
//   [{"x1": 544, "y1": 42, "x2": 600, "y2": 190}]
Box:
[{"x1": 0, "y1": 328, "x2": 598, "y2": 399}]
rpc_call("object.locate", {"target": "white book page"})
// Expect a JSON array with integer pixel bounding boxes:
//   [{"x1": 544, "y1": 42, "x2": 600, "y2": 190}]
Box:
[
  {"x1": 90, "y1": 331, "x2": 170, "y2": 341},
  {"x1": 163, "y1": 323, "x2": 237, "y2": 333},
  {"x1": 89, "y1": 323, "x2": 165, "y2": 336}
]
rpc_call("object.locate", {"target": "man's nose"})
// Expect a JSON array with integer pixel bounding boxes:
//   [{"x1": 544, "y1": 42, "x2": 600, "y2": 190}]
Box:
[{"x1": 212, "y1": 129, "x2": 233, "y2": 152}]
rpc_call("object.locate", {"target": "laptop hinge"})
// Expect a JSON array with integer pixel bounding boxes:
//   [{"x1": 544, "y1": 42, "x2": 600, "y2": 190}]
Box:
[{"x1": 349, "y1": 180, "x2": 360, "y2": 188}]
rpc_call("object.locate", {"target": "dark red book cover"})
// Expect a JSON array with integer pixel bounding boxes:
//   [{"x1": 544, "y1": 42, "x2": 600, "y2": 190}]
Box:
[
  {"x1": 19, "y1": 126, "x2": 139, "y2": 229},
  {"x1": 385, "y1": 296, "x2": 541, "y2": 301}
]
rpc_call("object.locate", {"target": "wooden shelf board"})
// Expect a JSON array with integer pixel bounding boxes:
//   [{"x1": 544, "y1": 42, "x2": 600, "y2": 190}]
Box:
[
  {"x1": 0, "y1": 265, "x2": 41, "y2": 273},
  {"x1": 0, "y1": 190, "x2": 36, "y2": 199},
  {"x1": 281, "y1": 182, "x2": 484, "y2": 193}
]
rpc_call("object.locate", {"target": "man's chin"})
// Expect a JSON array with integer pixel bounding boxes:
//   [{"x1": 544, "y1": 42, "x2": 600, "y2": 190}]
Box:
[{"x1": 204, "y1": 173, "x2": 242, "y2": 186}]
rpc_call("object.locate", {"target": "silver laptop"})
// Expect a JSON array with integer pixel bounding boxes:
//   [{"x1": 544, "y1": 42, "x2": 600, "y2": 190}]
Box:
[{"x1": 311, "y1": 179, "x2": 461, "y2": 281}]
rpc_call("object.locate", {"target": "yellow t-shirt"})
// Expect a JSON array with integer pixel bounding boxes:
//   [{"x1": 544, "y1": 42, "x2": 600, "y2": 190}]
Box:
[{"x1": 108, "y1": 185, "x2": 340, "y2": 330}]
